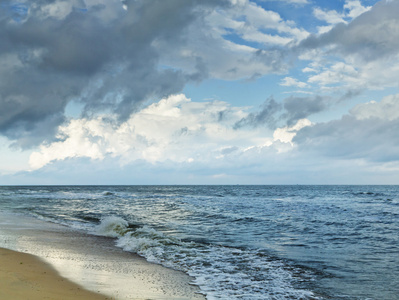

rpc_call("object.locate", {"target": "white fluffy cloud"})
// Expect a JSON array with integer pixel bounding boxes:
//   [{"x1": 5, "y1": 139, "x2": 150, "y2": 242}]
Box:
[
  {"x1": 313, "y1": 7, "x2": 346, "y2": 26},
  {"x1": 29, "y1": 94, "x2": 310, "y2": 170},
  {"x1": 344, "y1": 0, "x2": 372, "y2": 19},
  {"x1": 273, "y1": 118, "x2": 312, "y2": 146},
  {"x1": 307, "y1": 62, "x2": 359, "y2": 87},
  {"x1": 280, "y1": 76, "x2": 309, "y2": 88},
  {"x1": 313, "y1": 0, "x2": 371, "y2": 27},
  {"x1": 304, "y1": 53, "x2": 399, "y2": 92},
  {"x1": 350, "y1": 94, "x2": 399, "y2": 121},
  {"x1": 29, "y1": 92, "x2": 399, "y2": 174}
]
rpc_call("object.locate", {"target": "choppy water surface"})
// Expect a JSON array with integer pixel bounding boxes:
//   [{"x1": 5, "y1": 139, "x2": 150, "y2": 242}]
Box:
[{"x1": 0, "y1": 185, "x2": 398, "y2": 299}]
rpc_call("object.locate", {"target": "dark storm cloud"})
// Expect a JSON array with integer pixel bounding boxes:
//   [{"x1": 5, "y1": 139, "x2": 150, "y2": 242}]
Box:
[
  {"x1": 233, "y1": 94, "x2": 336, "y2": 130},
  {"x1": 234, "y1": 97, "x2": 282, "y2": 129},
  {"x1": 283, "y1": 95, "x2": 329, "y2": 126},
  {"x1": 291, "y1": 89, "x2": 363, "y2": 121},
  {"x1": 0, "y1": 0, "x2": 227, "y2": 148},
  {"x1": 298, "y1": 0, "x2": 399, "y2": 61}
]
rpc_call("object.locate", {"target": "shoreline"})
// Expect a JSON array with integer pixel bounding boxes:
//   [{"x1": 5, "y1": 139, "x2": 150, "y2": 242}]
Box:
[
  {"x1": 0, "y1": 212, "x2": 205, "y2": 300},
  {"x1": 0, "y1": 247, "x2": 110, "y2": 300}
]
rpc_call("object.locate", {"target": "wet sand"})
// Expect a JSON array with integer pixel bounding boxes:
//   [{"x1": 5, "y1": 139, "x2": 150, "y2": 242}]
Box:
[
  {"x1": 0, "y1": 247, "x2": 109, "y2": 300},
  {"x1": 0, "y1": 212, "x2": 205, "y2": 299}
]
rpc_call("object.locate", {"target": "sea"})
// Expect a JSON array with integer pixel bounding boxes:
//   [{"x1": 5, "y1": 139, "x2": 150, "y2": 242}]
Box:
[{"x1": 0, "y1": 185, "x2": 398, "y2": 299}]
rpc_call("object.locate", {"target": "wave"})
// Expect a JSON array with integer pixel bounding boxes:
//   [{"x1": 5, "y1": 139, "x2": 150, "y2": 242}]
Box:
[
  {"x1": 93, "y1": 216, "x2": 129, "y2": 237},
  {"x1": 102, "y1": 191, "x2": 115, "y2": 196},
  {"x1": 93, "y1": 216, "x2": 320, "y2": 299}
]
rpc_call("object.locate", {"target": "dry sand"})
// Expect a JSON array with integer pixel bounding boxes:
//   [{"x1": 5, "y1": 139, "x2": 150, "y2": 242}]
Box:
[{"x1": 0, "y1": 247, "x2": 110, "y2": 300}]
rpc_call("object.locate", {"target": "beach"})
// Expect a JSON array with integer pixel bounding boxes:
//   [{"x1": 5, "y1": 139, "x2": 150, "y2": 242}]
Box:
[
  {"x1": 0, "y1": 211, "x2": 205, "y2": 300},
  {"x1": 0, "y1": 247, "x2": 109, "y2": 300}
]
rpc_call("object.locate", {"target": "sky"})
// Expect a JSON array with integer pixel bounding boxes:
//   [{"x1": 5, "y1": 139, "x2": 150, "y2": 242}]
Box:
[{"x1": 1, "y1": 0, "x2": 399, "y2": 185}]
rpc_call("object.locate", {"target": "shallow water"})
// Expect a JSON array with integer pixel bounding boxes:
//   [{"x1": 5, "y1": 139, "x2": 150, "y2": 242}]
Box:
[{"x1": 0, "y1": 185, "x2": 398, "y2": 299}]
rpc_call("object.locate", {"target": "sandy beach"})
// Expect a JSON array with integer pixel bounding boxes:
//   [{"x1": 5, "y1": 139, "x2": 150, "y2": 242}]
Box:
[
  {"x1": 0, "y1": 247, "x2": 109, "y2": 300},
  {"x1": 0, "y1": 212, "x2": 205, "y2": 300}
]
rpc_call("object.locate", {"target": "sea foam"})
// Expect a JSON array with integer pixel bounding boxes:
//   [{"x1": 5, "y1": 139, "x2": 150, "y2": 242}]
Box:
[{"x1": 93, "y1": 216, "x2": 319, "y2": 299}]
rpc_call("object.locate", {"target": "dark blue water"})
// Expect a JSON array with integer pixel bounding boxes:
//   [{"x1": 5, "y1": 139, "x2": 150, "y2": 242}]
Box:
[{"x1": 0, "y1": 185, "x2": 398, "y2": 299}]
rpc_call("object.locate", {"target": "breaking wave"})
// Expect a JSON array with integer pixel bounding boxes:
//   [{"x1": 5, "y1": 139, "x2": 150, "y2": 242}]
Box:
[{"x1": 93, "y1": 216, "x2": 319, "y2": 299}]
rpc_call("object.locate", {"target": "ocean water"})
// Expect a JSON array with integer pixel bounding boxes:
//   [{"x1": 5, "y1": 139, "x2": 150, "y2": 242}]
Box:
[{"x1": 0, "y1": 185, "x2": 398, "y2": 299}]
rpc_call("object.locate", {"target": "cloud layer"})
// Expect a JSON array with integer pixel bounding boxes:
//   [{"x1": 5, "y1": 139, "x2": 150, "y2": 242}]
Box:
[
  {"x1": 29, "y1": 94, "x2": 310, "y2": 170},
  {"x1": 28, "y1": 90, "x2": 399, "y2": 184},
  {"x1": 1, "y1": 0, "x2": 399, "y2": 184},
  {"x1": 0, "y1": 0, "x2": 312, "y2": 148}
]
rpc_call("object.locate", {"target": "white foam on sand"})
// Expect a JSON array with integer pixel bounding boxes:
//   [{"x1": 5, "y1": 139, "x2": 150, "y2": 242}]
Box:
[{"x1": 0, "y1": 212, "x2": 205, "y2": 300}]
